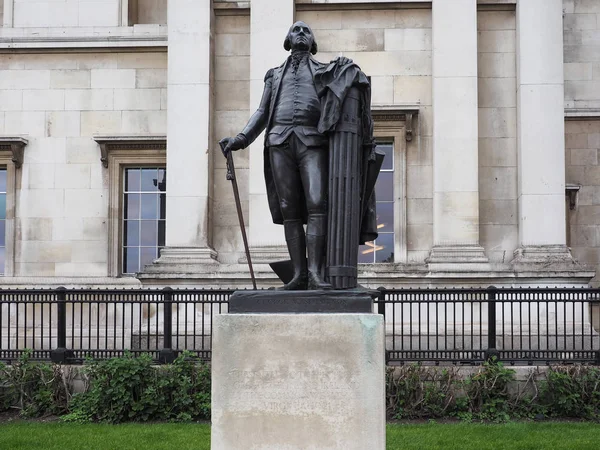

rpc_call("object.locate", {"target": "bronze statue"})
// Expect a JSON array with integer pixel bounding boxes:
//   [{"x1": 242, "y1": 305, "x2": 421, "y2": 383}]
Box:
[{"x1": 220, "y1": 21, "x2": 380, "y2": 291}]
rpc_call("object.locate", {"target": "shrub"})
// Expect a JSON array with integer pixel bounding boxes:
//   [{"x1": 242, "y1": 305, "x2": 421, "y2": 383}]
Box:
[
  {"x1": 64, "y1": 351, "x2": 211, "y2": 423},
  {"x1": 386, "y1": 365, "x2": 458, "y2": 419},
  {"x1": 539, "y1": 366, "x2": 600, "y2": 420},
  {"x1": 4, "y1": 350, "x2": 600, "y2": 424},
  {"x1": 0, "y1": 350, "x2": 69, "y2": 418}
]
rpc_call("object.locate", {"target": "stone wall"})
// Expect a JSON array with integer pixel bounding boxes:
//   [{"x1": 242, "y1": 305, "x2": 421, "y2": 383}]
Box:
[
  {"x1": 212, "y1": 14, "x2": 251, "y2": 264},
  {"x1": 477, "y1": 10, "x2": 518, "y2": 264},
  {"x1": 563, "y1": 0, "x2": 600, "y2": 110},
  {"x1": 0, "y1": 52, "x2": 167, "y2": 276},
  {"x1": 209, "y1": 8, "x2": 527, "y2": 267},
  {"x1": 565, "y1": 119, "x2": 600, "y2": 284},
  {"x1": 136, "y1": 0, "x2": 167, "y2": 25},
  {"x1": 563, "y1": 0, "x2": 600, "y2": 284},
  {"x1": 296, "y1": 8, "x2": 434, "y2": 264},
  {"x1": 13, "y1": 0, "x2": 121, "y2": 28}
]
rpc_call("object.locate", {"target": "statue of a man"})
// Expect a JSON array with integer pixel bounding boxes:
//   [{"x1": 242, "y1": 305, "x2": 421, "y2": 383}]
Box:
[{"x1": 221, "y1": 21, "x2": 377, "y2": 291}]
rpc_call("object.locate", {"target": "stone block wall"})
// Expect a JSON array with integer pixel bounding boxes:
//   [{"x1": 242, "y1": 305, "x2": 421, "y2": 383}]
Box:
[
  {"x1": 477, "y1": 10, "x2": 518, "y2": 264},
  {"x1": 565, "y1": 119, "x2": 600, "y2": 284},
  {"x1": 563, "y1": 0, "x2": 600, "y2": 110},
  {"x1": 297, "y1": 8, "x2": 434, "y2": 264},
  {"x1": 0, "y1": 52, "x2": 167, "y2": 276},
  {"x1": 563, "y1": 0, "x2": 600, "y2": 284},
  {"x1": 13, "y1": 0, "x2": 121, "y2": 28},
  {"x1": 212, "y1": 14, "x2": 250, "y2": 264}
]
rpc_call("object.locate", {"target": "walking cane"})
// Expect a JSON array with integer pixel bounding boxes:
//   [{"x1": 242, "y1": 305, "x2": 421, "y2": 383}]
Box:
[{"x1": 219, "y1": 139, "x2": 257, "y2": 289}]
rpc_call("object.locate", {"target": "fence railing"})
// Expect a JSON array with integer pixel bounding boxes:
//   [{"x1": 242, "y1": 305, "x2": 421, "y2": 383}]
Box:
[
  {"x1": 1, "y1": 287, "x2": 599, "y2": 365},
  {"x1": 378, "y1": 287, "x2": 600, "y2": 365}
]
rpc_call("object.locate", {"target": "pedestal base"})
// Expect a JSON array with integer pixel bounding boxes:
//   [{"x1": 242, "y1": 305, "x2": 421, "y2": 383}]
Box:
[
  {"x1": 511, "y1": 245, "x2": 577, "y2": 269},
  {"x1": 426, "y1": 244, "x2": 490, "y2": 271},
  {"x1": 212, "y1": 312, "x2": 385, "y2": 450},
  {"x1": 229, "y1": 289, "x2": 377, "y2": 313},
  {"x1": 137, "y1": 246, "x2": 218, "y2": 278}
]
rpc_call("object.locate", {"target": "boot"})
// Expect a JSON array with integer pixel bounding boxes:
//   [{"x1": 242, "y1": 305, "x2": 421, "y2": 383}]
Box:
[
  {"x1": 306, "y1": 214, "x2": 333, "y2": 290},
  {"x1": 277, "y1": 219, "x2": 308, "y2": 290}
]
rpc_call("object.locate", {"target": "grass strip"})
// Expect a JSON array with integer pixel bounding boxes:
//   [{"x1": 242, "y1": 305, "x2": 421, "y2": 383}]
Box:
[{"x1": 1, "y1": 422, "x2": 600, "y2": 449}]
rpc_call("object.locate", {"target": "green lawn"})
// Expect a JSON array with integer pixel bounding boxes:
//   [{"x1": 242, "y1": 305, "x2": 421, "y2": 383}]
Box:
[
  {"x1": 387, "y1": 422, "x2": 600, "y2": 449},
  {"x1": 1, "y1": 422, "x2": 600, "y2": 449}
]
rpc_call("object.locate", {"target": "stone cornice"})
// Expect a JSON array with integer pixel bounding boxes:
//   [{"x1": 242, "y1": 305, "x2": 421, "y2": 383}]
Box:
[
  {"x1": 93, "y1": 134, "x2": 166, "y2": 168},
  {"x1": 372, "y1": 105, "x2": 419, "y2": 142},
  {"x1": 566, "y1": 108, "x2": 600, "y2": 120},
  {"x1": 0, "y1": 26, "x2": 167, "y2": 51},
  {"x1": 0, "y1": 136, "x2": 28, "y2": 168}
]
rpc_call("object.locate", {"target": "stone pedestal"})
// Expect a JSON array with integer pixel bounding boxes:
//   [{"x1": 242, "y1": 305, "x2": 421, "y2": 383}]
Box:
[{"x1": 211, "y1": 306, "x2": 385, "y2": 450}]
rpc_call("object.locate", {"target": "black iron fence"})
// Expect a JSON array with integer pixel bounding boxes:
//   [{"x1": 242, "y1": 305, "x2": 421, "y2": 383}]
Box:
[
  {"x1": 378, "y1": 287, "x2": 600, "y2": 365},
  {"x1": 1, "y1": 287, "x2": 599, "y2": 365}
]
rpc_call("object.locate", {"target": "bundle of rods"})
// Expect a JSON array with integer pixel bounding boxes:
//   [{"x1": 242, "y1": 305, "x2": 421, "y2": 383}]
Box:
[{"x1": 326, "y1": 87, "x2": 362, "y2": 289}]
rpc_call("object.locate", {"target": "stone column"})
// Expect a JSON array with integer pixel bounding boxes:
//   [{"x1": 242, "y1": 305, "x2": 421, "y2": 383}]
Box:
[
  {"x1": 428, "y1": 0, "x2": 488, "y2": 266},
  {"x1": 246, "y1": 0, "x2": 294, "y2": 263},
  {"x1": 512, "y1": 0, "x2": 572, "y2": 266},
  {"x1": 144, "y1": 0, "x2": 217, "y2": 275}
]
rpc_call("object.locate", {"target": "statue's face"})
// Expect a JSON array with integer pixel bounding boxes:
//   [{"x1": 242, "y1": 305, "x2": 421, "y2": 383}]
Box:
[{"x1": 288, "y1": 21, "x2": 314, "y2": 52}]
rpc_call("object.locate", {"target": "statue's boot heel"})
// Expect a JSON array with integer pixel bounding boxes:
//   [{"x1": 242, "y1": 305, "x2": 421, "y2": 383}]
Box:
[
  {"x1": 277, "y1": 220, "x2": 308, "y2": 291},
  {"x1": 306, "y1": 214, "x2": 333, "y2": 290}
]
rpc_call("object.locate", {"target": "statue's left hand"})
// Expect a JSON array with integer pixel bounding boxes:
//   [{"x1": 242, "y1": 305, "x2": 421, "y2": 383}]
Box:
[{"x1": 332, "y1": 56, "x2": 353, "y2": 66}]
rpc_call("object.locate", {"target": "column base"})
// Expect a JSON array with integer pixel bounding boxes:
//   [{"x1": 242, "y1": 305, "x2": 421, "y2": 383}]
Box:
[
  {"x1": 239, "y1": 245, "x2": 289, "y2": 264},
  {"x1": 511, "y1": 245, "x2": 579, "y2": 271},
  {"x1": 138, "y1": 246, "x2": 218, "y2": 277},
  {"x1": 426, "y1": 245, "x2": 490, "y2": 271}
]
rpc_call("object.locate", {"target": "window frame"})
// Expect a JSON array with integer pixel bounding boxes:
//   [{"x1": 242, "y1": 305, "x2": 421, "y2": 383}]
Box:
[
  {"x1": 121, "y1": 166, "x2": 166, "y2": 276},
  {"x1": 373, "y1": 123, "x2": 406, "y2": 264},
  {"x1": 100, "y1": 137, "x2": 166, "y2": 277},
  {"x1": 0, "y1": 136, "x2": 26, "y2": 277},
  {"x1": 0, "y1": 162, "x2": 16, "y2": 276},
  {"x1": 369, "y1": 114, "x2": 411, "y2": 264}
]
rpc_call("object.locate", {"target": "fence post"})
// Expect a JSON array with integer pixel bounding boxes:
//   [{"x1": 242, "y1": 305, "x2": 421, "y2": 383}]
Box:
[
  {"x1": 159, "y1": 287, "x2": 176, "y2": 364},
  {"x1": 377, "y1": 287, "x2": 386, "y2": 317},
  {"x1": 50, "y1": 286, "x2": 73, "y2": 363},
  {"x1": 376, "y1": 287, "x2": 389, "y2": 364},
  {"x1": 485, "y1": 286, "x2": 500, "y2": 362}
]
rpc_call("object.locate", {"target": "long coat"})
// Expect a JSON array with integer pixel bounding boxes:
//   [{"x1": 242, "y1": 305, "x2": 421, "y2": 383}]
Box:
[{"x1": 240, "y1": 54, "x2": 378, "y2": 244}]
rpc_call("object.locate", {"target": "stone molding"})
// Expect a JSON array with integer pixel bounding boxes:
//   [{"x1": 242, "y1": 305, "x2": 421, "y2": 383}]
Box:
[
  {"x1": 511, "y1": 245, "x2": 588, "y2": 272},
  {"x1": 427, "y1": 245, "x2": 489, "y2": 264},
  {"x1": 94, "y1": 135, "x2": 166, "y2": 168},
  {"x1": 137, "y1": 247, "x2": 219, "y2": 280},
  {"x1": 0, "y1": 277, "x2": 142, "y2": 288},
  {"x1": 0, "y1": 136, "x2": 28, "y2": 168},
  {"x1": 133, "y1": 260, "x2": 595, "y2": 289},
  {"x1": 565, "y1": 109, "x2": 600, "y2": 120},
  {"x1": 294, "y1": 1, "x2": 516, "y2": 11},
  {"x1": 0, "y1": 27, "x2": 167, "y2": 50},
  {"x1": 566, "y1": 184, "x2": 580, "y2": 211},
  {"x1": 100, "y1": 137, "x2": 167, "y2": 277},
  {"x1": 240, "y1": 245, "x2": 290, "y2": 265},
  {"x1": 371, "y1": 105, "x2": 419, "y2": 142}
]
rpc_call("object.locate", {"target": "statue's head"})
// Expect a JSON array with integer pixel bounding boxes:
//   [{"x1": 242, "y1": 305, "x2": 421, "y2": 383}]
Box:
[{"x1": 283, "y1": 21, "x2": 318, "y2": 55}]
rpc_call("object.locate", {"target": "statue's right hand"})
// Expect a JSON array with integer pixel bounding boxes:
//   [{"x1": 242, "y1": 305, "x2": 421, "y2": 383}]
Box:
[{"x1": 219, "y1": 135, "x2": 246, "y2": 157}]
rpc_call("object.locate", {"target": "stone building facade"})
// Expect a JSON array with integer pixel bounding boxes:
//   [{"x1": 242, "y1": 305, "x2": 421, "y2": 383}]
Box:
[{"x1": 0, "y1": 0, "x2": 598, "y2": 289}]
